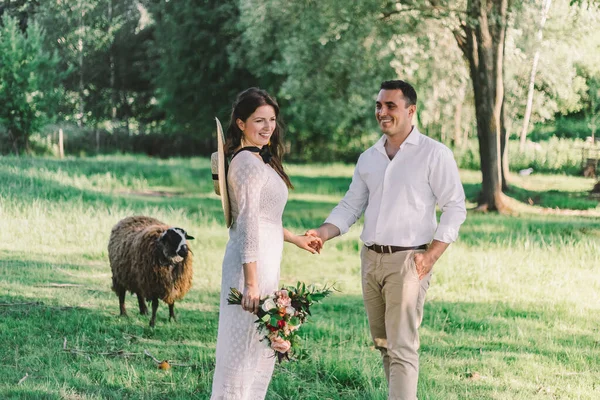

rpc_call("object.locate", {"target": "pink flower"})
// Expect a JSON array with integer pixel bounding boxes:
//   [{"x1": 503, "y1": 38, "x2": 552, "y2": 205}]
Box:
[
  {"x1": 276, "y1": 290, "x2": 291, "y2": 308},
  {"x1": 269, "y1": 336, "x2": 291, "y2": 354}
]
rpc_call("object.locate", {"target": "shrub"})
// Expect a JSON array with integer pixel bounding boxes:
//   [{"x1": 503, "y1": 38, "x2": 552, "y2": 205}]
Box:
[
  {"x1": 453, "y1": 137, "x2": 588, "y2": 176},
  {"x1": 529, "y1": 118, "x2": 591, "y2": 141}
]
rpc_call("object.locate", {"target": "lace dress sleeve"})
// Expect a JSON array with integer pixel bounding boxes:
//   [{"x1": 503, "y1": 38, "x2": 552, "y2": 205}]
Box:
[{"x1": 228, "y1": 152, "x2": 267, "y2": 264}]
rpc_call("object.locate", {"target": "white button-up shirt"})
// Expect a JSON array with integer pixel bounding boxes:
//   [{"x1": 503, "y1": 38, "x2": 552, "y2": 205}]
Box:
[{"x1": 325, "y1": 127, "x2": 467, "y2": 246}]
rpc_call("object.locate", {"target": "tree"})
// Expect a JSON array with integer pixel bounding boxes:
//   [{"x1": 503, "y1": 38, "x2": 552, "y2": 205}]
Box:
[
  {"x1": 584, "y1": 77, "x2": 600, "y2": 143},
  {"x1": 150, "y1": 0, "x2": 255, "y2": 137},
  {"x1": 0, "y1": 0, "x2": 39, "y2": 32},
  {"x1": 237, "y1": 1, "x2": 390, "y2": 160},
  {"x1": 239, "y1": 0, "x2": 509, "y2": 206},
  {"x1": 0, "y1": 15, "x2": 59, "y2": 153},
  {"x1": 503, "y1": 0, "x2": 600, "y2": 140},
  {"x1": 237, "y1": 1, "x2": 473, "y2": 161},
  {"x1": 519, "y1": 0, "x2": 552, "y2": 152},
  {"x1": 426, "y1": 0, "x2": 508, "y2": 210},
  {"x1": 377, "y1": 0, "x2": 510, "y2": 211}
]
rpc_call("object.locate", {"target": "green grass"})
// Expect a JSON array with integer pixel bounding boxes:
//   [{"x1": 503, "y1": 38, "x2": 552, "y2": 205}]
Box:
[{"x1": 0, "y1": 155, "x2": 599, "y2": 399}]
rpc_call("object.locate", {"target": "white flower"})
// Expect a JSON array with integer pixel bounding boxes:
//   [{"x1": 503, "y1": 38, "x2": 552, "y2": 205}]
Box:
[
  {"x1": 285, "y1": 306, "x2": 296, "y2": 316},
  {"x1": 261, "y1": 298, "x2": 277, "y2": 312}
]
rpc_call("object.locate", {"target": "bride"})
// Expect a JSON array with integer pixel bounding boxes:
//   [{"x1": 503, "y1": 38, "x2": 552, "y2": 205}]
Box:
[{"x1": 211, "y1": 87, "x2": 321, "y2": 399}]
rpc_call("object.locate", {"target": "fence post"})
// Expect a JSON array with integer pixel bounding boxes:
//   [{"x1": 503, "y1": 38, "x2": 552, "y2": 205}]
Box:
[{"x1": 58, "y1": 128, "x2": 64, "y2": 159}]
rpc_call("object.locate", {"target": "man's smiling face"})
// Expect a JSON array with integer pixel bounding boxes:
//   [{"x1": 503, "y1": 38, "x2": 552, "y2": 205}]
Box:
[{"x1": 375, "y1": 89, "x2": 416, "y2": 138}]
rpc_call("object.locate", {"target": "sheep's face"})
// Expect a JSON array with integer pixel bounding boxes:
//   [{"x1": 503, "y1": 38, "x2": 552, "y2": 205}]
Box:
[{"x1": 159, "y1": 228, "x2": 195, "y2": 263}]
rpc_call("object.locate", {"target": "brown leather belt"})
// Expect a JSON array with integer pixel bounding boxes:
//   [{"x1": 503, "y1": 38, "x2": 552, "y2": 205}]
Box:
[{"x1": 366, "y1": 244, "x2": 428, "y2": 254}]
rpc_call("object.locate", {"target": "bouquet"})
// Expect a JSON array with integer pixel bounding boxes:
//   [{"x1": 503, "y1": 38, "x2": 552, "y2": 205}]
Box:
[{"x1": 227, "y1": 282, "x2": 335, "y2": 362}]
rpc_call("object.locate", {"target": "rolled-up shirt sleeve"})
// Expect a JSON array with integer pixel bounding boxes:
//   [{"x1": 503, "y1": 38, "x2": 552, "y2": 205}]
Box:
[
  {"x1": 324, "y1": 161, "x2": 369, "y2": 235},
  {"x1": 430, "y1": 147, "x2": 467, "y2": 243}
]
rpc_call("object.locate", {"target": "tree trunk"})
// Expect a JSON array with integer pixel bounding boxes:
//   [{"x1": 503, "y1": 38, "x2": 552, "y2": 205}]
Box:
[
  {"x1": 78, "y1": 1, "x2": 85, "y2": 128},
  {"x1": 454, "y1": 0, "x2": 510, "y2": 212},
  {"x1": 95, "y1": 125, "x2": 100, "y2": 154},
  {"x1": 453, "y1": 83, "x2": 466, "y2": 147},
  {"x1": 500, "y1": 18, "x2": 510, "y2": 192},
  {"x1": 109, "y1": 0, "x2": 117, "y2": 122},
  {"x1": 501, "y1": 102, "x2": 510, "y2": 191},
  {"x1": 8, "y1": 129, "x2": 19, "y2": 155},
  {"x1": 463, "y1": 125, "x2": 471, "y2": 149},
  {"x1": 519, "y1": 0, "x2": 552, "y2": 152},
  {"x1": 58, "y1": 128, "x2": 65, "y2": 159}
]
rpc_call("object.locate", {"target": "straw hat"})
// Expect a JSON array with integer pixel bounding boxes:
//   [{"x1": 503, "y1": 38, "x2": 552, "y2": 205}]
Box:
[{"x1": 210, "y1": 117, "x2": 232, "y2": 227}]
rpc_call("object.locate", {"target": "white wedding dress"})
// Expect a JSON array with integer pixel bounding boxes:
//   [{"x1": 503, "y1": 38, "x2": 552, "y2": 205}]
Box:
[{"x1": 211, "y1": 150, "x2": 288, "y2": 400}]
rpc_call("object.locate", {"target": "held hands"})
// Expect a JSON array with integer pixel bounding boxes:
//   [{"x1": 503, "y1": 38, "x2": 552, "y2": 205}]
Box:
[
  {"x1": 304, "y1": 229, "x2": 323, "y2": 254},
  {"x1": 293, "y1": 234, "x2": 322, "y2": 254},
  {"x1": 242, "y1": 284, "x2": 260, "y2": 314}
]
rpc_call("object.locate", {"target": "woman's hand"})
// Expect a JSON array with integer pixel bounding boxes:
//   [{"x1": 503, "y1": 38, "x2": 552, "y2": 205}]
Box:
[
  {"x1": 293, "y1": 234, "x2": 322, "y2": 254},
  {"x1": 242, "y1": 284, "x2": 260, "y2": 314}
]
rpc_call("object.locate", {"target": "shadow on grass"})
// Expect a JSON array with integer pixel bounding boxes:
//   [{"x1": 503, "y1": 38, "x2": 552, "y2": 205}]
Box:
[
  {"x1": 506, "y1": 184, "x2": 598, "y2": 210},
  {"x1": 464, "y1": 182, "x2": 599, "y2": 211},
  {"x1": 301, "y1": 294, "x2": 599, "y2": 399},
  {"x1": 3, "y1": 156, "x2": 597, "y2": 214},
  {"x1": 290, "y1": 175, "x2": 352, "y2": 197},
  {"x1": 0, "y1": 165, "x2": 226, "y2": 223},
  {"x1": 0, "y1": 162, "x2": 345, "y2": 229},
  {"x1": 0, "y1": 156, "x2": 215, "y2": 193},
  {"x1": 2, "y1": 268, "x2": 599, "y2": 399},
  {"x1": 284, "y1": 198, "x2": 341, "y2": 228},
  {"x1": 0, "y1": 252, "x2": 221, "y2": 399},
  {"x1": 419, "y1": 300, "x2": 600, "y2": 399},
  {"x1": 0, "y1": 290, "x2": 220, "y2": 399},
  {"x1": 457, "y1": 210, "x2": 600, "y2": 247}
]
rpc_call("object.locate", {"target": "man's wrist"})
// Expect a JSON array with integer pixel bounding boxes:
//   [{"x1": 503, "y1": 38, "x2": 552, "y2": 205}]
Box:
[{"x1": 318, "y1": 223, "x2": 339, "y2": 242}]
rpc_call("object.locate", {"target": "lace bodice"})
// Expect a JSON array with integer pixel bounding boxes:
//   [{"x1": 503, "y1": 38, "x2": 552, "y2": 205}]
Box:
[{"x1": 227, "y1": 151, "x2": 288, "y2": 264}]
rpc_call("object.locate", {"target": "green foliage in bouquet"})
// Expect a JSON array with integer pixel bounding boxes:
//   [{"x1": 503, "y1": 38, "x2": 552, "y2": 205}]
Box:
[{"x1": 227, "y1": 282, "x2": 336, "y2": 362}]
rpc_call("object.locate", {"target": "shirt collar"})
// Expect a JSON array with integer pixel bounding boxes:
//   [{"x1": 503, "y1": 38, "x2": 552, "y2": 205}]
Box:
[
  {"x1": 374, "y1": 135, "x2": 387, "y2": 154},
  {"x1": 374, "y1": 126, "x2": 422, "y2": 155},
  {"x1": 404, "y1": 126, "x2": 422, "y2": 146}
]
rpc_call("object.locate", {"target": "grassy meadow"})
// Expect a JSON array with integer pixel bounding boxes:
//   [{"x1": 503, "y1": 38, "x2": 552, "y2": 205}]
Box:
[{"x1": 0, "y1": 155, "x2": 599, "y2": 399}]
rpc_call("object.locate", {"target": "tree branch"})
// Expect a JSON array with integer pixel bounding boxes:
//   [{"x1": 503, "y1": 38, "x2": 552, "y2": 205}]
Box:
[
  {"x1": 0, "y1": 302, "x2": 42, "y2": 307},
  {"x1": 144, "y1": 349, "x2": 194, "y2": 368},
  {"x1": 63, "y1": 338, "x2": 139, "y2": 359},
  {"x1": 380, "y1": 2, "x2": 466, "y2": 21},
  {"x1": 452, "y1": 25, "x2": 468, "y2": 55},
  {"x1": 17, "y1": 373, "x2": 29, "y2": 385}
]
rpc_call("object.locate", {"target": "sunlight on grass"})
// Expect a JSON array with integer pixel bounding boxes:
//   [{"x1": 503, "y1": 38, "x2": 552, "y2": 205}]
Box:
[{"x1": 0, "y1": 155, "x2": 599, "y2": 399}]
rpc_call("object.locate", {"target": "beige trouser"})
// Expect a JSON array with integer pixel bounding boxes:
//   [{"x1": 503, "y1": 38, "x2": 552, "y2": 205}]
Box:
[{"x1": 360, "y1": 246, "x2": 432, "y2": 400}]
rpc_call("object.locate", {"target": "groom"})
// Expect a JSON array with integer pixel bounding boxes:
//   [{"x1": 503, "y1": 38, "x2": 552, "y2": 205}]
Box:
[{"x1": 308, "y1": 80, "x2": 467, "y2": 399}]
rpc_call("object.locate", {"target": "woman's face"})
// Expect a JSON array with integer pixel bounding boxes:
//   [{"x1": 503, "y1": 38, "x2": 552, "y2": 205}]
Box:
[{"x1": 237, "y1": 105, "x2": 276, "y2": 148}]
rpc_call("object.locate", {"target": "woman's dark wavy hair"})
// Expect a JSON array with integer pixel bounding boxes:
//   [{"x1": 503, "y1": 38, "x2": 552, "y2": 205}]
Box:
[{"x1": 224, "y1": 87, "x2": 293, "y2": 189}]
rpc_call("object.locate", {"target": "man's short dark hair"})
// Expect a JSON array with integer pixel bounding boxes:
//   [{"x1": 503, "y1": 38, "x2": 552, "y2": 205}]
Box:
[{"x1": 380, "y1": 80, "x2": 417, "y2": 107}]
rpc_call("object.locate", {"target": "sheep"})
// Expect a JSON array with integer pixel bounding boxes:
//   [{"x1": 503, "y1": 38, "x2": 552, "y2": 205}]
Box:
[{"x1": 108, "y1": 216, "x2": 194, "y2": 327}]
